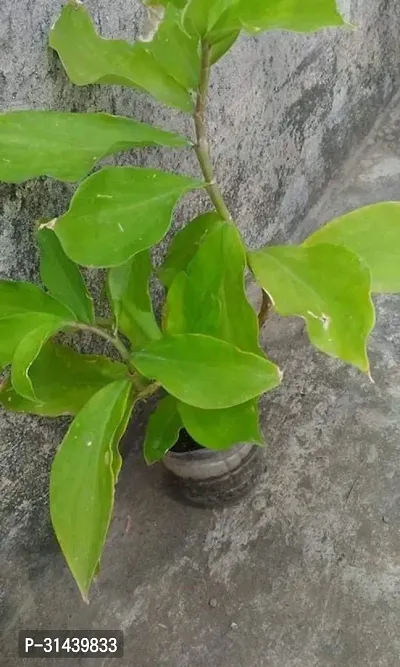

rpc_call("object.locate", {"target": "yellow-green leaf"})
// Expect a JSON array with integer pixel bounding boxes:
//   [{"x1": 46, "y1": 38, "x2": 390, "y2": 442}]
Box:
[
  {"x1": 159, "y1": 211, "x2": 223, "y2": 288},
  {"x1": 164, "y1": 222, "x2": 262, "y2": 354},
  {"x1": 145, "y1": 4, "x2": 201, "y2": 90},
  {"x1": 49, "y1": 2, "x2": 194, "y2": 111},
  {"x1": 53, "y1": 167, "x2": 202, "y2": 268},
  {"x1": 304, "y1": 202, "x2": 400, "y2": 293},
  {"x1": 249, "y1": 244, "x2": 375, "y2": 372},
  {"x1": 163, "y1": 221, "x2": 264, "y2": 446},
  {"x1": 37, "y1": 228, "x2": 94, "y2": 324},
  {"x1": 144, "y1": 395, "x2": 182, "y2": 463},
  {"x1": 107, "y1": 251, "x2": 161, "y2": 349},
  {"x1": 238, "y1": 0, "x2": 345, "y2": 33},
  {"x1": 178, "y1": 399, "x2": 263, "y2": 449},
  {"x1": 50, "y1": 379, "x2": 132, "y2": 600},
  {"x1": 11, "y1": 319, "x2": 68, "y2": 401},
  {"x1": 0, "y1": 343, "x2": 128, "y2": 416},
  {"x1": 0, "y1": 111, "x2": 189, "y2": 184},
  {"x1": 0, "y1": 281, "x2": 74, "y2": 369},
  {"x1": 132, "y1": 334, "x2": 281, "y2": 409}
]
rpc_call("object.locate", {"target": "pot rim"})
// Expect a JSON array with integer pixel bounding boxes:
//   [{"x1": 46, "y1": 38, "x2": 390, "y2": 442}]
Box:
[{"x1": 163, "y1": 442, "x2": 257, "y2": 480}]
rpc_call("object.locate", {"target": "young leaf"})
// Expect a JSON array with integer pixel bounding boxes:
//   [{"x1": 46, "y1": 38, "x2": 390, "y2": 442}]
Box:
[
  {"x1": 144, "y1": 4, "x2": 201, "y2": 91},
  {"x1": 249, "y1": 244, "x2": 375, "y2": 373},
  {"x1": 0, "y1": 343, "x2": 128, "y2": 416},
  {"x1": 237, "y1": 0, "x2": 345, "y2": 33},
  {"x1": 159, "y1": 212, "x2": 223, "y2": 287},
  {"x1": 50, "y1": 379, "x2": 132, "y2": 601},
  {"x1": 183, "y1": 0, "x2": 234, "y2": 36},
  {"x1": 132, "y1": 334, "x2": 281, "y2": 409},
  {"x1": 209, "y1": 29, "x2": 240, "y2": 64},
  {"x1": 0, "y1": 281, "x2": 74, "y2": 369},
  {"x1": 163, "y1": 221, "x2": 265, "y2": 447},
  {"x1": 0, "y1": 111, "x2": 189, "y2": 184},
  {"x1": 11, "y1": 319, "x2": 68, "y2": 401},
  {"x1": 178, "y1": 398, "x2": 263, "y2": 450},
  {"x1": 144, "y1": 395, "x2": 182, "y2": 464},
  {"x1": 304, "y1": 202, "x2": 400, "y2": 293},
  {"x1": 53, "y1": 167, "x2": 202, "y2": 268},
  {"x1": 107, "y1": 251, "x2": 161, "y2": 349},
  {"x1": 164, "y1": 222, "x2": 262, "y2": 355},
  {"x1": 37, "y1": 228, "x2": 94, "y2": 325},
  {"x1": 49, "y1": 2, "x2": 194, "y2": 112}
]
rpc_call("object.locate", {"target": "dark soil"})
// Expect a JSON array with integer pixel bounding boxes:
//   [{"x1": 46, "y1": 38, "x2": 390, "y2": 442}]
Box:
[{"x1": 171, "y1": 429, "x2": 204, "y2": 454}]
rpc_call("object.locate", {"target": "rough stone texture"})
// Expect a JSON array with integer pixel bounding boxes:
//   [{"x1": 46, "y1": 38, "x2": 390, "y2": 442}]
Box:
[{"x1": 1, "y1": 0, "x2": 400, "y2": 664}]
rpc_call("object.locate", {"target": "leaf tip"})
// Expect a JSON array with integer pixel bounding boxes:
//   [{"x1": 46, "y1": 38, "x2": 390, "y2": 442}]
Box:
[{"x1": 38, "y1": 218, "x2": 57, "y2": 231}]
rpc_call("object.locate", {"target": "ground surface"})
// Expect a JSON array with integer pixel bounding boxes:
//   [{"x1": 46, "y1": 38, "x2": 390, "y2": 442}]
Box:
[{"x1": 2, "y1": 96, "x2": 400, "y2": 667}]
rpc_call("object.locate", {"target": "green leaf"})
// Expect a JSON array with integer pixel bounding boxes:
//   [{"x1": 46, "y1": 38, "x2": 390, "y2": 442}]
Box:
[
  {"x1": 146, "y1": 0, "x2": 187, "y2": 8},
  {"x1": 183, "y1": 0, "x2": 234, "y2": 36},
  {"x1": 133, "y1": 333, "x2": 281, "y2": 409},
  {"x1": 178, "y1": 398, "x2": 263, "y2": 450},
  {"x1": 237, "y1": 0, "x2": 344, "y2": 33},
  {"x1": 164, "y1": 222, "x2": 262, "y2": 355},
  {"x1": 144, "y1": 395, "x2": 182, "y2": 463},
  {"x1": 159, "y1": 211, "x2": 223, "y2": 287},
  {"x1": 110, "y1": 393, "x2": 135, "y2": 483},
  {"x1": 37, "y1": 228, "x2": 94, "y2": 324},
  {"x1": 11, "y1": 319, "x2": 67, "y2": 401},
  {"x1": 0, "y1": 281, "x2": 74, "y2": 369},
  {"x1": 53, "y1": 167, "x2": 201, "y2": 268},
  {"x1": 210, "y1": 29, "x2": 240, "y2": 64},
  {"x1": 304, "y1": 202, "x2": 400, "y2": 293},
  {"x1": 163, "y1": 221, "x2": 265, "y2": 445},
  {"x1": 0, "y1": 343, "x2": 128, "y2": 416},
  {"x1": 0, "y1": 111, "x2": 189, "y2": 184},
  {"x1": 49, "y1": 2, "x2": 194, "y2": 111},
  {"x1": 144, "y1": 4, "x2": 201, "y2": 91},
  {"x1": 107, "y1": 250, "x2": 161, "y2": 349},
  {"x1": 50, "y1": 379, "x2": 132, "y2": 600},
  {"x1": 249, "y1": 244, "x2": 375, "y2": 372}
]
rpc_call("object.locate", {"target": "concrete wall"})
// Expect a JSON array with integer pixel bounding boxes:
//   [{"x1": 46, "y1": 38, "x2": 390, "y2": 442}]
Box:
[{"x1": 1, "y1": 0, "x2": 399, "y2": 648}]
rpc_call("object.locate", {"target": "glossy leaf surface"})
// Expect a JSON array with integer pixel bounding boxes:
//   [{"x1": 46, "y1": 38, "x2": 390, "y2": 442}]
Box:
[
  {"x1": 249, "y1": 244, "x2": 375, "y2": 372},
  {"x1": 133, "y1": 334, "x2": 281, "y2": 409},
  {"x1": 50, "y1": 3, "x2": 194, "y2": 111},
  {"x1": 11, "y1": 319, "x2": 67, "y2": 401},
  {"x1": 0, "y1": 343, "x2": 128, "y2": 416},
  {"x1": 0, "y1": 111, "x2": 189, "y2": 183},
  {"x1": 178, "y1": 399, "x2": 263, "y2": 449},
  {"x1": 37, "y1": 228, "x2": 94, "y2": 324},
  {"x1": 164, "y1": 222, "x2": 261, "y2": 354},
  {"x1": 0, "y1": 281, "x2": 74, "y2": 369},
  {"x1": 50, "y1": 380, "x2": 132, "y2": 600},
  {"x1": 304, "y1": 202, "x2": 400, "y2": 293},
  {"x1": 107, "y1": 250, "x2": 161, "y2": 349},
  {"x1": 238, "y1": 0, "x2": 344, "y2": 33},
  {"x1": 159, "y1": 212, "x2": 223, "y2": 288},
  {"x1": 53, "y1": 167, "x2": 201, "y2": 267},
  {"x1": 144, "y1": 395, "x2": 182, "y2": 463}
]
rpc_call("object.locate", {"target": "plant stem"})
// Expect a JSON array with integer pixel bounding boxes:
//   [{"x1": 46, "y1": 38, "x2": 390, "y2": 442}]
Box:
[
  {"x1": 136, "y1": 381, "x2": 161, "y2": 402},
  {"x1": 73, "y1": 322, "x2": 134, "y2": 369},
  {"x1": 194, "y1": 41, "x2": 232, "y2": 222}
]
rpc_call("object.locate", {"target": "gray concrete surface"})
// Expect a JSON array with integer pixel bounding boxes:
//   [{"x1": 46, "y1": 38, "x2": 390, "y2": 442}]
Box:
[{"x1": 1, "y1": 0, "x2": 400, "y2": 665}]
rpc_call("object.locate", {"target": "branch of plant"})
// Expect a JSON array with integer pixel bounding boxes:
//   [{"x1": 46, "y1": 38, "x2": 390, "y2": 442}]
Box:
[
  {"x1": 194, "y1": 40, "x2": 272, "y2": 331},
  {"x1": 194, "y1": 41, "x2": 232, "y2": 222},
  {"x1": 71, "y1": 322, "x2": 142, "y2": 378},
  {"x1": 136, "y1": 381, "x2": 161, "y2": 402}
]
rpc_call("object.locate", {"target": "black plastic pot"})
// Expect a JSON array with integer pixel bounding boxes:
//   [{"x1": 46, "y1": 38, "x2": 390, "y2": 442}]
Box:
[{"x1": 163, "y1": 442, "x2": 263, "y2": 507}]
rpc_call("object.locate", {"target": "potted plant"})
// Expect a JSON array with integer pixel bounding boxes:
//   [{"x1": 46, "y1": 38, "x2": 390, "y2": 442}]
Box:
[{"x1": 1, "y1": 0, "x2": 399, "y2": 602}]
